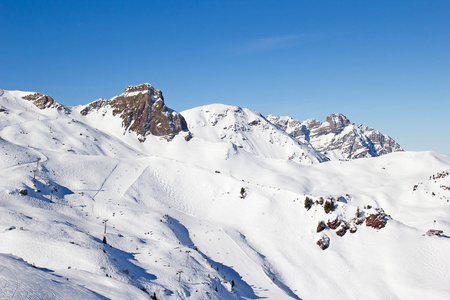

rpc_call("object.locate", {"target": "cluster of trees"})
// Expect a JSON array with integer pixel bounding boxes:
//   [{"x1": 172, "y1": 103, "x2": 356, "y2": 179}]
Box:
[{"x1": 304, "y1": 196, "x2": 335, "y2": 213}]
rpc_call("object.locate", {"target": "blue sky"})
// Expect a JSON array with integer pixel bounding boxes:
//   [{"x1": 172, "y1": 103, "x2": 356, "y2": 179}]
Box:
[{"x1": 1, "y1": 0, "x2": 449, "y2": 155}]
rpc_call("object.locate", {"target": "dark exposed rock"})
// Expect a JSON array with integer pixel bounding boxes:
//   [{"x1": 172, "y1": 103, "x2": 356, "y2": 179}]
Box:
[
  {"x1": 248, "y1": 119, "x2": 260, "y2": 126},
  {"x1": 336, "y1": 224, "x2": 348, "y2": 236},
  {"x1": 430, "y1": 170, "x2": 449, "y2": 180},
  {"x1": 327, "y1": 218, "x2": 341, "y2": 230},
  {"x1": 317, "y1": 234, "x2": 330, "y2": 250},
  {"x1": 184, "y1": 132, "x2": 193, "y2": 141},
  {"x1": 326, "y1": 113, "x2": 351, "y2": 134},
  {"x1": 22, "y1": 93, "x2": 63, "y2": 110},
  {"x1": 316, "y1": 221, "x2": 326, "y2": 233},
  {"x1": 366, "y1": 210, "x2": 388, "y2": 229},
  {"x1": 80, "y1": 99, "x2": 109, "y2": 113},
  {"x1": 80, "y1": 84, "x2": 188, "y2": 140}
]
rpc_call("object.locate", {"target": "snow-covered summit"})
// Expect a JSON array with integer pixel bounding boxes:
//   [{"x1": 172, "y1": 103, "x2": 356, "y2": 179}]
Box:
[
  {"x1": 114, "y1": 83, "x2": 161, "y2": 100},
  {"x1": 268, "y1": 113, "x2": 403, "y2": 160},
  {"x1": 0, "y1": 89, "x2": 62, "y2": 113},
  {"x1": 183, "y1": 104, "x2": 327, "y2": 164}
]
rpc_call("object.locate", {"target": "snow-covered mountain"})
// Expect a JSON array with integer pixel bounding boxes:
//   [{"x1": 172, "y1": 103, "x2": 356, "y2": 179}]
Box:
[
  {"x1": 267, "y1": 113, "x2": 403, "y2": 160},
  {"x1": 182, "y1": 104, "x2": 326, "y2": 164},
  {"x1": 1, "y1": 86, "x2": 450, "y2": 299}
]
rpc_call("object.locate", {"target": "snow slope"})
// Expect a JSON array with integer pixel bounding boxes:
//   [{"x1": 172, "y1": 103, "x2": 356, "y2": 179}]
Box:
[{"x1": 1, "y1": 88, "x2": 450, "y2": 299}]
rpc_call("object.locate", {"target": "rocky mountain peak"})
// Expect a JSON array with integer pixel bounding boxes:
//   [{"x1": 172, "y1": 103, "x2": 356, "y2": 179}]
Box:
[
  {"x1": 22, "y1": 92, "x2": 62, "y2": 110},
  {"x1": 325, "y1": 113, "x2": 351, "y2": 134},
  {"x1": 122, "y1": 83, "x2": 160, "y2": 99},
  {"x1": 81, "y1": 84, "x2": 188, "y2": 140},
  {"x1": 267, "y1": 113, "x2": 403, "y2": 160}
]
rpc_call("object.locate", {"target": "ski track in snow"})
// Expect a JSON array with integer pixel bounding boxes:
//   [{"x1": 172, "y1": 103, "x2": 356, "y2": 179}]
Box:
[
  {"x1": 0, "y1": 145, "x2": 48, "y2": 177},
  {"x1": 0, "y1": 116, "x2": 60, "y2": 132},
  {"x1": 92, "y1": 161, "x2": 120, "y2": 200},
  {"x1": 0, "y1": 266, "x2": 19, "y2": 299}
]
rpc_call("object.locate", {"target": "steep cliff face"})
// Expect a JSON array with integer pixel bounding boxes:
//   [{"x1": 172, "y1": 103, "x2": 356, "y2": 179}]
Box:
[
  {"x1": 80, "y1": 84, "x2": 188, "y2": 140},
  {"x1": 326, "y1": 113, "x2": 351, "y2": 134},
  {"x1": 267, "y1": 113, "x2": 403, "y2": 160}
]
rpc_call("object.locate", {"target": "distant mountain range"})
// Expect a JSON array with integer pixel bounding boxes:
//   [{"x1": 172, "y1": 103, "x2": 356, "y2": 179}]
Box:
[
  {"x1": 11, "y1": 83, "x2": 403, "y2": 162},
  {"x1": 76, "y1": 84, "x2": 404, "y2": 161},
  {"x1": 267, "y1": 113, "x2": 403, "y2": 160}
]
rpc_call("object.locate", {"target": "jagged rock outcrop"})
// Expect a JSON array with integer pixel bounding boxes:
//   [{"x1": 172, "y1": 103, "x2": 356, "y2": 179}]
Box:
[
  {"x1": 317, "y1": 234, "x2": 330, "y2": 250},
  {"x1": 336, "y1": 224, "x2": 349, "y2": 236},
  {"x1": 22, "y1": 93, "x2": 62, "y2": 110},
  {"x1": 316, "y1": 221, "x2": 326, "y2": 233},
  {"x1": 326, "y1": 113, "x2": 351, "y2": 134},
  {"x1": 327, "y1": 218, "x2": 341, "y2": 230},
  {"x1": 365, "y1": 209, "x2": 388, "y2": 230},
  {"x1": 80, "y1": 83, "x2": 188, "y2": 140},
  {"x1": 267, "y1": 113, "x2": 403, "y2": 160}
]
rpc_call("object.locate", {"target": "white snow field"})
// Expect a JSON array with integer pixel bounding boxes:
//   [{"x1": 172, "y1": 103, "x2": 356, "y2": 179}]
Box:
[{"x1": 1, "y1": 88, "x2": 450, "y2": 299}]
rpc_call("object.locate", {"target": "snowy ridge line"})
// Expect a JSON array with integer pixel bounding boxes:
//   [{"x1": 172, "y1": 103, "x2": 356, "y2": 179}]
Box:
[{"x1": 0, "y1": 88, "x2": 4, "y2": 97}]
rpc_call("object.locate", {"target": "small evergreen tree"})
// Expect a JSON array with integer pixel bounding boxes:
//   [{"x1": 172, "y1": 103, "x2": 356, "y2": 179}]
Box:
[
  {"x1": 304, "y1": 197, "x2": 313, "y2": 211},
  {"x1": 324, "y1": 200, "x2": 335, "y2": 214}
]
